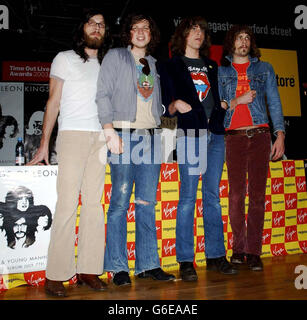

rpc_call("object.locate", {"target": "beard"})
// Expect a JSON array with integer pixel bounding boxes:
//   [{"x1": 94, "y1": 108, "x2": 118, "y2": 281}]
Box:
[
  {"x1": 84, "y1": 32, "x2": 104, "y2": 49},
  {"x1": 236, "y1": 46, "x2": 250, "y2": 57}
]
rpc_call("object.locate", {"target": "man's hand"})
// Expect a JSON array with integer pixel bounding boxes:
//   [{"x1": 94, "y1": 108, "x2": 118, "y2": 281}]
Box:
[
  {"x1": 27, "y1": 145, "x2": 49, "y2": 165},
  {"x1": 230, "y1": 90, "x2": 256, "y2": 110},
  {"x1": 169, "y1": 99, "x2": 192, "y2": 115},
  {"x1": 104, "y1": 128, "x2": 124, "y2": 154},
  {"x1": 271, "y1": 131, "x2": 285, "y2": 161}
]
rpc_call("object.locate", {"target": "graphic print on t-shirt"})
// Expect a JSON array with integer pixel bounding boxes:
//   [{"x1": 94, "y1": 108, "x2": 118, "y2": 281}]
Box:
[
  {"x1": 188, "y1": 66, "x2": 211, "y2": 102},
  {"x1": 136, "y1": 64, "x2": 154, "y2": 101},
  {"x1": 235, "y1": 62, "x2": 251, "y2": 97}
]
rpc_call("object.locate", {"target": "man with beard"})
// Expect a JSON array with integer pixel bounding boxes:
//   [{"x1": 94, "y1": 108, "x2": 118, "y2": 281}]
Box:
[
  {"x1": 28, "y1": 9, "x2": 111, "y2": 297},
  {"x1": 218, "y1": 25, "x2": 285, "y2": 271}
]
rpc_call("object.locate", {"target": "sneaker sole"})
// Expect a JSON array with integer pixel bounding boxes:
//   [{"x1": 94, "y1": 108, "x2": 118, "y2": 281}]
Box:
[
  {"x1": 180, "y1": 275, "x2": 198, "y2": 282},
  {"x1": 45, "y1": 287, "x2": 67, "y2": 297},
  {"x1": 113, "y1": 280, "x2": 131, "y2": 286},
  {"x1": 230, "y1": 259, "x2": 245, "y2": 265},
  {"x1": 138, "y1": 274, "x2": 175, "y2": 281},
  {"x1": 206, "y1": 266, "x2": 238, "y2": 275},
  {"x1": 248, "y1": 266, "x2": 263, "y2": 272}
]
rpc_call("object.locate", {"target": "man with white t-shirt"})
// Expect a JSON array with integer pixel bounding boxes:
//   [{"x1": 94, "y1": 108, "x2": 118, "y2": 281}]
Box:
[{"x1": 28, "y1": 9, "x2": 111, "y2": 297}]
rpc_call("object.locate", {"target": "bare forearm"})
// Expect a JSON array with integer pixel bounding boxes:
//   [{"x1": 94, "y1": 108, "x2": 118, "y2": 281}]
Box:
[{"x1": 40, "y1": 104, "x2": 59, "y2": 148}]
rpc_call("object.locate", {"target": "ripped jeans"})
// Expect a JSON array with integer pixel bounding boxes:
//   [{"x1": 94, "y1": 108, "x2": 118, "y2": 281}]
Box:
[{"x1": 104, "y1": 130, "x2": 161, "y2": 275}]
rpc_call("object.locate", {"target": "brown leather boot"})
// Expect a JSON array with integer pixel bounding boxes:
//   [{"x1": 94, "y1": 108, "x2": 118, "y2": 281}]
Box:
[
  {"x1": 45, "y1": 278, "x2": 67, "y2": 297},
  {"x1": 77, "y1": 274, "x2": 107, "y2": 291}
]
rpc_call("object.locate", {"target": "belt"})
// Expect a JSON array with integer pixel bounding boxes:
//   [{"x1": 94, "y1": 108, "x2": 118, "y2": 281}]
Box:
[
  {"x1": 114, "y1": 128, "x2": 159, "y2": 136},
  {"x1": 226, "y1": 127, "x2": 270, "y2": 138}
]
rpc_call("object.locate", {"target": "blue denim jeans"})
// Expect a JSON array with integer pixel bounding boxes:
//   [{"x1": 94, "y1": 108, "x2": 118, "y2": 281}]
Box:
[
  {"x1": 104, "y1": 131, "x2": 161, "y2": 275},
  {"x1": 176, "y1": 132, "x2": 226, "y2": 261}
]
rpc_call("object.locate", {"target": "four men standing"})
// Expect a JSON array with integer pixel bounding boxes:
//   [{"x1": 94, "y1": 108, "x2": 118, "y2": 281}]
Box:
[{"x1": 27, "y1": 10, "x2": 285, "y2": 296}]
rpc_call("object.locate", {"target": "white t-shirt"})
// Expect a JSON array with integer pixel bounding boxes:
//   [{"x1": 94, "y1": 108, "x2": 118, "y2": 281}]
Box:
[{"x1": 50, "y1": 50, "x2": 101, "y2": 131}]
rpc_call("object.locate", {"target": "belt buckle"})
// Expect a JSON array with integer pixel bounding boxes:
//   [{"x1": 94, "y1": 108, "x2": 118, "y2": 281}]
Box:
[{"x1": 246, "y1": 129, "x2": 254, "y2": 138}]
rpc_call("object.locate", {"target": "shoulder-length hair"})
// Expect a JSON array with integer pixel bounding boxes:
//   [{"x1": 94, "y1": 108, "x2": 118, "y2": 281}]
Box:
[
  {"x1": 72, "y1": 9, "x2": 112, "y2": 64},
  {"x1": 170, "y1": 16, "x2": 211, "y2": 57},
  {"x1": 120, "y1": 13, "x2": 160, "y2": 56},
  {"x1": 221, "y1": 24, "x2": 261, "y2": 66}
]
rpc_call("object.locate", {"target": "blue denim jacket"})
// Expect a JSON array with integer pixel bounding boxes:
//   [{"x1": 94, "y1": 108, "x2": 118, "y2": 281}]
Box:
[{"x1": 218, "y1": 55, "x2": 285, "y2": 134}]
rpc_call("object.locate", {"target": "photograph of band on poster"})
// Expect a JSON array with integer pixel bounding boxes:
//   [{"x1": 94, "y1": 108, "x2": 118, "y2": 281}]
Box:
[
  {"x1": 0, "y1": 83, "x2": 24, "y2": 166},
  {"x1": 0, "y1": 166, "x2": 57, "y2": 274}
]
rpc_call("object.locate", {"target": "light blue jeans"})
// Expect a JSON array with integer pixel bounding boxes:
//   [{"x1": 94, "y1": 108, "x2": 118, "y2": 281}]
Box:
[
  {"x1": 176, "y1": 132, "x2": 226, "y2": 261},
  {"x1": 104, "y1": 131, "x2": 161, "y2": 275}
]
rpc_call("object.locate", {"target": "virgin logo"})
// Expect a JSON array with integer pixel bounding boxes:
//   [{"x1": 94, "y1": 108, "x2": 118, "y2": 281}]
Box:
[
  {"x1": 228, "y1": 236, "x2": 233, "y2": 249},
  {"x1": 163, "y1": 202, "x2": 177, "y2": 219},
  {"x1": 272, "y1": 245, "x2": 285, "y2": 256},
  {"x1": 127, "y1": 204, "x2": 135, "y2": 221},
  {"x1": 286, "y1": 229, "x2": 297, "y2": 241},
  {"x1": 219, "y1": 184, "x2": 227, "y2": 196},
  {"x1": 273, "y1": 213, "x2": 284, "y2": 226},
  {"x1": 265, "y1": 199, "x2": 271, "y2": 210},
  {"x1": 162, "y1": 165, "x2": 176, "y2": 181},
  {"x1": 106, "y1": 187, "x2": 112, "y2": 202},
  {"x1": 286, "y1": 195, "x2": 297, "y2": 208},
  {"x1": 28, "y1": 274, "x2": 45, "y2": 287},
  {"x1": 300, "y1": 241, "x2": 307, "y2": 253},
  {"x1": 272, "y1": 181, "x2": 283, "y2": 193},
  {"x1": 262, "y1": 232, "x2": 271, "y2": 244},
  {"x1": 163, "y1": 240, "x2": 176, "y2": 256},
  {"x1": 198, "y1": 237, "x2": 205, "y2": 251},
  {"x1": 284, "y1": 163, "x2": 295, "y2": 176},
  {"x1": 197, "y1": 202, "x2": 203, "y2": 216},
  {"x1": 127, "y1": 244, "x2": 135, "y2": 259},
  {"x1": 296, "y1": 178, "x2": 306, "y2": 191},
  {"x1": 298, "y1": 210, "x2": 307, "y2": 223}
]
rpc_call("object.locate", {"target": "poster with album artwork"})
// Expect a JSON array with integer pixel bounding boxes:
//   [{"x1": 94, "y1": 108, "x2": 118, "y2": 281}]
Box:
[
  {"x1": 24, "y1": 83, "x2": 58, "y2": 164},
  {"x1": 0, "y1": 82, "x2": 24, "y2": 166},
  {"x1": 0, "y1": 166, "x2": 57, "y2": 274}
]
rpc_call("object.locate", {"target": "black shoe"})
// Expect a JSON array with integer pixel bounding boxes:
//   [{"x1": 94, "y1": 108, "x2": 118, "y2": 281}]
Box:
[
  {"x1": 246, "y1": 254, "x2": 263, "y2": 271},
  {"x1": 113, "y1": 271, "x2": 131, "y2": 286},
  {"x1": 206, "y1": 256, "x2": 238, "y2": 275},
  {"x1": 179, "y1": 262, "x2": 198, "y2": 282},
  {"x1": 137, "y1": 268, "x2": 175, "y2": 281},
  {"x1": 231, "y1": 253, "x2": 246, "y2": 265}
]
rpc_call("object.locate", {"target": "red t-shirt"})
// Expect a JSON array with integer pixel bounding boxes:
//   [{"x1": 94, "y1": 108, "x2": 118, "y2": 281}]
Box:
[{"x1": 227, "y1": 62, "x2": 268, "y2": 130}]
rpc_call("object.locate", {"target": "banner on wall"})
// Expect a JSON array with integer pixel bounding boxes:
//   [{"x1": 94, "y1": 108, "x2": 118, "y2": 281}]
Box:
[
  {"x1": 2, "y1": 61, "x2": 51, "y2": 82},
  {"x1": 261, "y1": 49, "x2": 301, "y2": 117},
  {"x1": 0, "y1": 82, "x2": 24, "y2": 166},
  {"x1": 0, "y1": 161, "x2": 306, "y2": 291},
  {"x1": 0, "y1": 166, "x2": 57, "y2": 275}
]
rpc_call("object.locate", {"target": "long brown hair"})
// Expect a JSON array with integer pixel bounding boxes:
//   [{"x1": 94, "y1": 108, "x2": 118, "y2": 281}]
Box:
[
  {"x1": 221, "y1": 24, "x2": 261, "y2": 66},
  {"x1": 170, "y1": 16, "x2": 211, "y2": 57},
  {"x1": 120, "y1": 13, "x2": 160, "y2": 56},
  {"x1": 72, "y1": 9, "x2": 112, "y2": 64}
]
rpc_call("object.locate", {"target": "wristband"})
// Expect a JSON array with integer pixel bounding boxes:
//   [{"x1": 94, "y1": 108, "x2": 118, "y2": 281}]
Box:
[{"x1": 221, "y1": 100, "x2": 229, "y2": 110}]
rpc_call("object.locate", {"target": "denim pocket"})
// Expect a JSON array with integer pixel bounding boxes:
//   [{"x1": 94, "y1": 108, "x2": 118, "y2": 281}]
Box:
[{"x1": 250, "y1": 72, "x2": 268, "y2": 90}]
